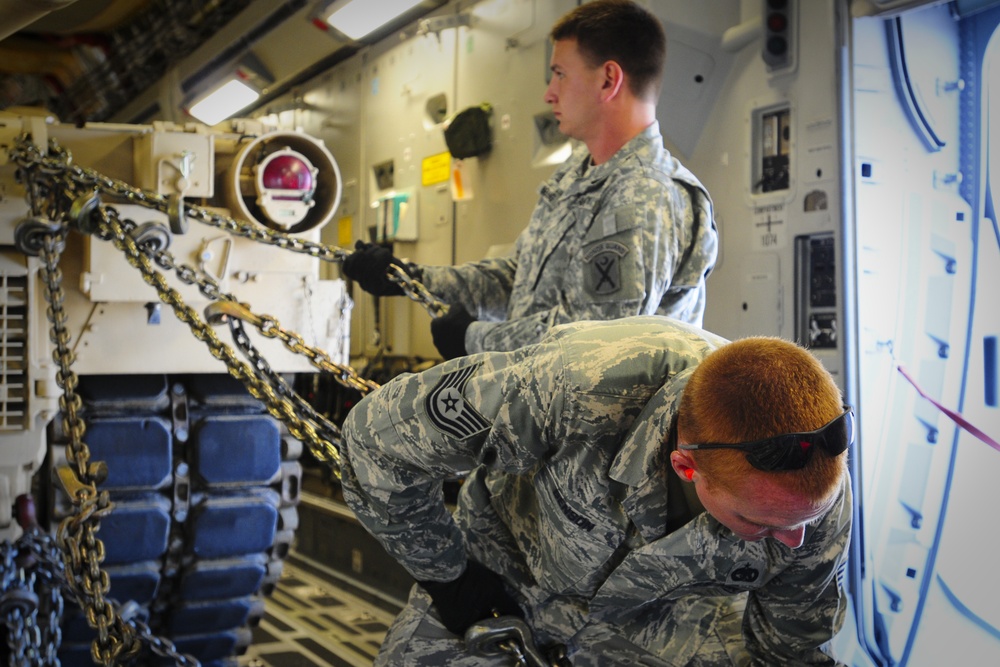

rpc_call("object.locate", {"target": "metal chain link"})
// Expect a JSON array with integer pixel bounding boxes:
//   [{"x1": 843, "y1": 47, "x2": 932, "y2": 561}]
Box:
[
  {"x1": 10, "y1": 134, "x2": 392, "y2": 392},
  {"x1": 20, "y1": 528, "x2": 67, "y2": 667},
  {"x1": 204, "y1": 300, "x2": 381, "y2": 396},
  {"x1": 387, "y1": 264, "x2": 449, "y2": 317},
  {"x1": 13, "y1": 137, "x2": 212, "y2": 666},
  {"x1": 1, "y1": 541, "x2": 39, "y2": 666},
  {"x1": 19, "y1": 526, "x2": 203, "y2": 667},
  {"x1": 92, "y1": 202, "x2": 343, "y2": 469},
  {"x1": 8, "y1": 136, "x2": 345, "y2": 262},
  {"x1": 39, "y1": 234, "x2": 148, "y2": 667},
  {"x1": 3, "y1": 523, "x2": 88, "y2": 667},
  {"x1": 9, "y1": 134, "x2": 447, "y2": 316},
  {"x1": 35, "y1": 228, "x2": 215, "y2": 667},
  {"x1": 3, "y1": 130, "x2": 459, "y2": 666},
  {"x1": 11, "y1": 130, "x2": 359, "y2": 442},
  {"x1": 227, "y1": 316, "x2": 345, "y2": 469}
]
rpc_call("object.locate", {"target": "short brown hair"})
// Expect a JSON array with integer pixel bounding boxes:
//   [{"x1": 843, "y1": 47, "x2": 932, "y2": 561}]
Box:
[
  {"x1": 550, "y1": 0, "x2": 666, "y2": 101},
  {"x1": 677, "y1": 337, "x2": 847, "y2": 500}
]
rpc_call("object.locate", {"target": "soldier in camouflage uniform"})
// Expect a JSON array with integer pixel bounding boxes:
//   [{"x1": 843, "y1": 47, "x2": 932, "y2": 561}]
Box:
[
  {"x1": 343, "y1": 0, "x2": 719, "y2": 359},
  {"x1": 340, "y1": 316, "x2": 854, "y2": 666}
]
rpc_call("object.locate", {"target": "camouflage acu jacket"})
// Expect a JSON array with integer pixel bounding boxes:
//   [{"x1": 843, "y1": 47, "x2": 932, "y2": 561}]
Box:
[
  {"x1": 340, "y1": 317, "x2": 851, "y2": 665},
  {"x1": 419, "y1": 122, "x2": 719, "y2": 354}
]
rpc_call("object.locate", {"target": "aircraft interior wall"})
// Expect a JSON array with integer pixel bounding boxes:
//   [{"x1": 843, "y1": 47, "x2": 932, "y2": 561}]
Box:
[
  {"x1": 839, "y1": 3, "x2": 1000, "y2": 665},
  {"x1": 689, "y1": 0, "x2": 845, "y2": 388}
]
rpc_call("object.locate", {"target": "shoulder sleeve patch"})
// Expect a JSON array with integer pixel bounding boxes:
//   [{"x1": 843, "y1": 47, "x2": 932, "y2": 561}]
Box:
[
  {"x1": 581, "y1": 239, "x2": 629, "y2": 296},
  {"x1": 426, "y1": 363, "x2": 491, "y2": 439}
]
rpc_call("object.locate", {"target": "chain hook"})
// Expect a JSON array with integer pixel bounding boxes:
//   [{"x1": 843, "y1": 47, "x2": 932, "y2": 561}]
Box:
[
  {"x1": 167, "y1": 193, "x2": 188, "y2": 234},
  {"x1": 204, "y1": 301, "x2": 265, "y2": 328},
  {"x1": 70, "y1": 191, "x2": 102, "y2": 234},
  {"x1": 55, "y1": 463, "x2": 107, "y2": 504},
  {"x1": 130, "y1": 221, "x2": 172, "y2": 252},
  {"x1": 13, "y1": 216, "x2": 65, "y2": 256}
]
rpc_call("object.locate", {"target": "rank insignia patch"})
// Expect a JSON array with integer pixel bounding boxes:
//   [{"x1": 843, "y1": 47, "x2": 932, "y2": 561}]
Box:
[
  {"x1": 727, "y1": 562, "x2": 761, "y2": 584},
  {"x1": 426, "y1": 363, "x2": 490, "y2": 439},
  {"x1": 583, "y1": 240, "x2": 628, "y2": 295}
]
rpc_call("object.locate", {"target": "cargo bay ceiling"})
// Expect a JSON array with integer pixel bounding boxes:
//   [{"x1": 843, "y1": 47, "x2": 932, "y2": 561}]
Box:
[
  {"x1": 0, "y1": 0, "x2": 751, "y2": 161},
  {"x1": 0, "y1": 0, "x2": 447, "y2": 125}
]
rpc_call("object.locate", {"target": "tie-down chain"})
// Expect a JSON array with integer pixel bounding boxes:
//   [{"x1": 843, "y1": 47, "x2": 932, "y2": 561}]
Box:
[{"x1": 7, "y1": 133, "x2": 560, "y2": 666}]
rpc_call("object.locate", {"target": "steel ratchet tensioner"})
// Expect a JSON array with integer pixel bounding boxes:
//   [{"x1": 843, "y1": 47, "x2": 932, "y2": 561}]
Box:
[{"x1": 465, "y1": 615, "x2": 571, "y2": 666}]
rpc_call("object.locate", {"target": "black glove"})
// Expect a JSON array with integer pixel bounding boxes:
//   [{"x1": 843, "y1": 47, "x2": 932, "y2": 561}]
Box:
[
  {"x1": 418, "y1": 560, "x2": 523, "y2": 636},
  {"x1": 431, "y1": 304, "x2": 475, "y2": 360},
  {"x1": 341, "y1": 240, "x2": 414, "y2": 296}
]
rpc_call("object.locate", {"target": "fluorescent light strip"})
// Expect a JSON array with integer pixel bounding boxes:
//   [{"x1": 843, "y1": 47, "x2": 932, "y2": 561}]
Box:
[
  {"x1": 188, "y1": 78, "x2": 260, "y2": 126},
  {"x1": 325, "y1": 0, "x2": 424, "y2": 40}
]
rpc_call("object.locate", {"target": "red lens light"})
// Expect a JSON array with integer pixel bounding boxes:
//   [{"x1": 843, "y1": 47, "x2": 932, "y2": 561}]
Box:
[
  {"x1": 262, "y1": 154, "x2": 314, "y2": 192},
  {"x1": 767, "y1": 13, "x2": 787, "y2": 32}
]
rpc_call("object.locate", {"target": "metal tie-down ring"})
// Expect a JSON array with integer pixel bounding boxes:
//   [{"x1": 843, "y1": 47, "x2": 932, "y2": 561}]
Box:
[
  {"x1": 13, "y1": 217, "x2": 65, "y2": 256},
  {"x1": 129, "y1": 221, "x2": 172, "y2": 253}
]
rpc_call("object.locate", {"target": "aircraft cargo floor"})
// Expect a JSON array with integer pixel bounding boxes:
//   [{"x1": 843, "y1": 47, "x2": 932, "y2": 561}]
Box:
[{"x1": 238, "y1": 552, "x2": 403, "y2": 667}]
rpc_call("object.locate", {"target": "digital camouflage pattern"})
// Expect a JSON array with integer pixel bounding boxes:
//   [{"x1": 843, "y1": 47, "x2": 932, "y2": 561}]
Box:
[
  {"x1": 340, "y1": 316, "x2": 852, "y2": 666},
  {"x1": 418, "y1": 122, "x2": 719, "y2": 354}
]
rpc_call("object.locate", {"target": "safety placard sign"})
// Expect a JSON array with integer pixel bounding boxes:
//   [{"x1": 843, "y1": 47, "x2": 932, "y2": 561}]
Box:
[{"x1": 422, "y1": 151, "x2": 451, "y2": 186}]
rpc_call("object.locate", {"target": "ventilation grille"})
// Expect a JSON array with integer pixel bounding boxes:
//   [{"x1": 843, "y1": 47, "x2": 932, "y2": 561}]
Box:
[{"x1": 0, "y1": 273, "x2": 28, "y2": 431}]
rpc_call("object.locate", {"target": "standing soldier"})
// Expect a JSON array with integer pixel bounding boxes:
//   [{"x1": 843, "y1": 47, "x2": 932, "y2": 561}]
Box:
[{"x1": 343, "y1": 0, "x2": 719, "y2": 359}]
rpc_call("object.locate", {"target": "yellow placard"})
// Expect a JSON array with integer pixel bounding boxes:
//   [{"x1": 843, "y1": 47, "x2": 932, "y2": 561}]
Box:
[
  {"x1": 421, "y1": 151, "x2": 451, "y2": 186},
  {"x1": 338, "y1": 215, "x2": 353, "y2": 247}
]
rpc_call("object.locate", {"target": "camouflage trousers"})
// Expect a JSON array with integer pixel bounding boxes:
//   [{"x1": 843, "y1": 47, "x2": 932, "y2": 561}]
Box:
[{"x1": 373, "y1": 582, "x2": 748, "y2": 666}]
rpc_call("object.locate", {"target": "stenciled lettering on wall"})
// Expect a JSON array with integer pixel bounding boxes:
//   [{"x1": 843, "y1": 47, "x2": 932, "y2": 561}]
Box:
[{"x1": 752, "y1": 202, "x2": 786, "y2": 250}]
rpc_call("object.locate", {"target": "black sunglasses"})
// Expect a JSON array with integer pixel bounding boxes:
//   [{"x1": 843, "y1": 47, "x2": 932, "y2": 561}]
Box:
[{"x1": 679, "y1": 406, "x2": 855, "y2": 471}]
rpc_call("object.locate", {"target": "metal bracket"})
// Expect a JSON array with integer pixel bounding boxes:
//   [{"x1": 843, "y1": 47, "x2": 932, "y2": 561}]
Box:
[
  {"x1": 465, "y1": 615, "x2": 568, "y2": 667},
  {"x1": 415, "y1": 13, "x2": 472, "y2": 39}
]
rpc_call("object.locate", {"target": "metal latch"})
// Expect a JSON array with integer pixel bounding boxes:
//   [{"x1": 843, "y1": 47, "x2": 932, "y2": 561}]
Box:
[{"x1": 465, "y1": 615, "x2": 570, "y2": 666}]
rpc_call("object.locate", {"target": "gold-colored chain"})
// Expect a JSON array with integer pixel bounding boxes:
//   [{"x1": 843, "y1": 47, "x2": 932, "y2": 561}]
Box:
[
  {"x1": 10, "y1": 132, "x2": 363, "y2": 450},
  {"x1": 387, "y1": 264, "x2": 449, "y2": 317},
  {"x1": 10, "y1": 134, "x2": 448, "y2": 317},
  {"x1": 7, "y1": 130, "x2": 458, "y2": 665},
  {"x1": 97, "y1": 204, "x2": 343, "y2": 468},
  {"x1": 39, "y1": 234, "x2": 143, "y2": 666},
  {"x1": 9, "y1": 133, "x2": 376, "y2": 665}
]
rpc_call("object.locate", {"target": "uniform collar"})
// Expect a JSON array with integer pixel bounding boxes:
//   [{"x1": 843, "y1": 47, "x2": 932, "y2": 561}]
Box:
[
  {"x1": 609, "y1": 367, "x2": 695, "y2": 542},
  {"x1": 586, "y1": 120, "x2": 662, "y2": 179},
  {"x1": 544, "y1": 121, "x2": 664, "y2": 199}
]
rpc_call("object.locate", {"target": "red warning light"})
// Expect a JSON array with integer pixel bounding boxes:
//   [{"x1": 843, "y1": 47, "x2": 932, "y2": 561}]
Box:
[{"x1": 261, "y1": 153, "x2": 315, "y2": 195}]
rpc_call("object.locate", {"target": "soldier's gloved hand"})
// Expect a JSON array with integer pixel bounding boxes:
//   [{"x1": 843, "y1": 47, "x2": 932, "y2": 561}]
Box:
[
  {"x1": 341, "y1": 241, "x2": 414, "y2": 296},
  {"x1": 431, "y1": 304, "x2": 475, "y2": 360},
  {"x1": 418, "y1": 560, "x2": 523, "y2": 636}
]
